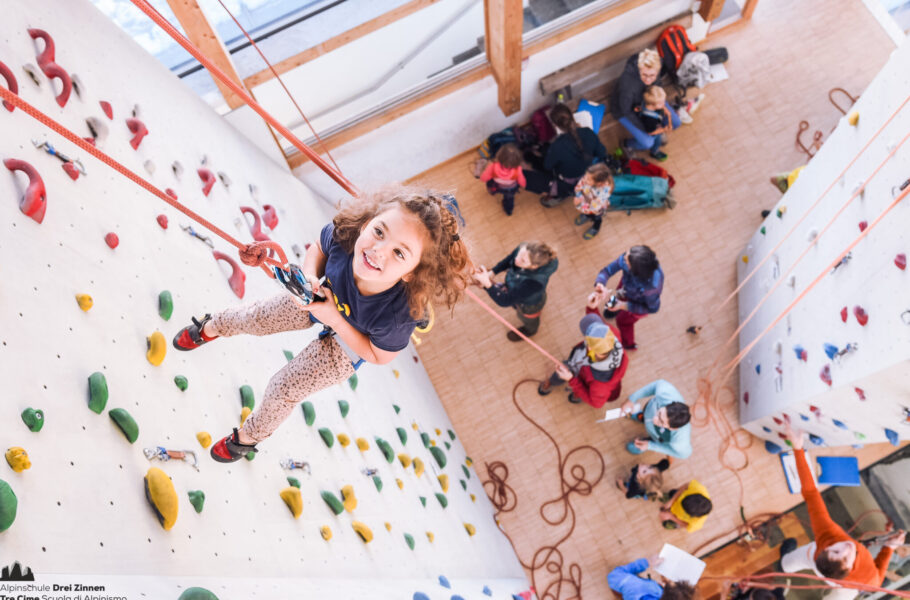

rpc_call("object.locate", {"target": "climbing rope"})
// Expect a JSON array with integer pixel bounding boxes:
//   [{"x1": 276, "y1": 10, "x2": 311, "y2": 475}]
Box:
[{"x1": 701, "y1": 571, "x2": 910, "y2": 598}]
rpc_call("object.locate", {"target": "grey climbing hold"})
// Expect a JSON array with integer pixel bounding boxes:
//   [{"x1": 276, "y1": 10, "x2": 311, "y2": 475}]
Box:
[
  {"x1": 239, "y1": 385, "x2": 255, "y2": 410},
  {"x1": 88, "y1": 371, "x2": 109, "y2": 414},
  {"x1": 429, "y1": 446, "x2": 446, "y2": 468},
  {"x1": 20, "y1": 408, "x2": 44, "y2": 432},
  {"x1": 338, "y1": 400, "x2": 350, "y2": 418},
  {"x1": 158, "y1": 290, "x2": 173, "y2": 321},
  {"x1": 287, "y1": 477, "x2": 300, "y2": 488},
  {"x1": 188, "y1": 490, "x2": 205, "y2": 513},
  {"x1": 109, "y1": 408, "x2": 139, "y2": 443},
  {"x1": 302, "y1": 401, "x2": 315, "y2": 426},
  {"x1": 174, "y1": 375, "x2": 188, "y2": 391},
  {"x1": 396, "y1": 427, "x2": 408, "y2": 446}
]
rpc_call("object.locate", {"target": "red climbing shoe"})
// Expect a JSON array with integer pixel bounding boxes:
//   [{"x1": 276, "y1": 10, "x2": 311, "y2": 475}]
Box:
[
  {"x1": 210, "y1": 428, "x2": 258, "y2": 463},
  {"x1": 172, "y1": 314, "x2": 218, "y2": 351}
]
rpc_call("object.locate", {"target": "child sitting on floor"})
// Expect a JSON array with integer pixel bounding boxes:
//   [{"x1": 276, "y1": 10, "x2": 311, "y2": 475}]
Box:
[
  {"x1": 573, "y1": 163, "x2": 614, "y2": 240},
  {"x1": 635, "y1": 85, "x2": 675, "y2": 161},
  {"x1": 480, "y1": 143, "x2": 526, "y2": 216},
  {"x1": 659, "y1": 479, "x2": 712, "y2": 532},
  {"x1": 616, "y1": 458, "x2": 670, "y2": 501}
]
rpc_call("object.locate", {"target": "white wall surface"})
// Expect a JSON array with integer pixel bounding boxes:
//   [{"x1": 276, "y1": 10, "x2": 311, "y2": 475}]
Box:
[
  {"x1": 0, "y1": 1, "x2": 526, "y2": 597},
  {"x1": 735, "y1": 39, "x2": 910, "y2": 449}
]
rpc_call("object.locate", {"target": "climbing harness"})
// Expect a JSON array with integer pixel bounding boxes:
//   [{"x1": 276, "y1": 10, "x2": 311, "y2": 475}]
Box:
[
  {"x1": 32, "y1": 138, "x2": 85, "y2": 175},
  {"x1": 179, "y1": 224, "x2": 214, "y2": 248},
  {"x1": 143, "y1": 446, "x2": 199, "y2": 471},
  {"x1": 279, "y1": 458, "x2": 311, "y2": 473}
]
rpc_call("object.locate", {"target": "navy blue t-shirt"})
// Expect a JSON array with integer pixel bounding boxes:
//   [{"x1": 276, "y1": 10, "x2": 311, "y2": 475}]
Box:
[{"x1": 317, "y1": 223, "x2": 416, "y2": 352}]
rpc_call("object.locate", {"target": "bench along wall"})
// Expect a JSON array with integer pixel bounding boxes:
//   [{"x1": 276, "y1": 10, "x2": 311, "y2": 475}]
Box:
[
  {"x1": 736, "y1": 38, "x2": 910, "y2": 450},
  {"x1": 0, "y1": 2, "x2": 526, "y2": 598}
]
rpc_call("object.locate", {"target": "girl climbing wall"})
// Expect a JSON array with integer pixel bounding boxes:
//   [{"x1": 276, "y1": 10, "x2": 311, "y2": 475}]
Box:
[{"x1": 172, "y1": 188, "x2": 472, "y2": 462}]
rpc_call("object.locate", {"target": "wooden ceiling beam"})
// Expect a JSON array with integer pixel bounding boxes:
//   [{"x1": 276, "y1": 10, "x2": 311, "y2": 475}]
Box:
[{"x1": 484, "y1": 0, "x2": 523, "y2": 116}]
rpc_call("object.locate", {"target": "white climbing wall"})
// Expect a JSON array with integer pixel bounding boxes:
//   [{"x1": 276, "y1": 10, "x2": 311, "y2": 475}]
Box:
[
  {"x1": 736, "y1": 38, "x2": 910, "y2": 450},
  {"x1": 0, "y1": 2, "x2": 526, "y2": 599}
]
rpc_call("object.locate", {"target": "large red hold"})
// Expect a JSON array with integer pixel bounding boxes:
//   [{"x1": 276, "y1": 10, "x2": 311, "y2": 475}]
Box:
[
  {"x1": 0, "y1": 60, "x2": 18, "y2": 112},
  {"x1": 262, "y1": 204, "x2": 278, "y2": 230},
  {"x1": 99, "y1": 101, "x2": 113, "y2": 120},
  {"x1": 156, "y1": 214, "x2": 168, "y2": 229},
  {"x1": 125, "y1": 118, "x2": 148, "y2": 150},
  {"x1": 213, "y1": 250, "x2": 246, "y2": 298},
  {"x1": 198, "y1": 168, "x2": 216, "y2": 197},
  {"x1": 27, "y1": 28, "x2": 72, "y2": 108},
  {"x1": 3, "y1": 158, "x2": 47, "y2": 223}
]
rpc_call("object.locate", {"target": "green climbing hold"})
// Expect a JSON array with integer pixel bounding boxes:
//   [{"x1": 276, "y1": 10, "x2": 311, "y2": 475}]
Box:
[
  {"x1": 20, "y1": 408, "x2": 44, "y2": 432},
  {"x1": 435, "y1": 493, "x2": 448, "y2": 508},
  {"x1": 396, "y1": 427, "x2": 408, "y2": 446},
  {"x1": 245, "y1": 451, "x2": 256, "y2": 461},
  {"x1": 0, "y1": 479, "x2": 17, "y2": 532},
  {"x1": 348, "y1": 373, "x2": 358, "y2": 391},
  {"x1": 174, "y1": 375, "x2": 188, "y2": 391},
  {"x1": 338, "y1": 400, "x2": 350, "y2": 418},
  {"x1": 448, "y1": 429, "x2": 456, "y2": 441},
  {"x1": 461, "y1": 464, "x2": 470, "y2": 480},
  {"x1": 404, "y1": 532, "x2": 415, "y2": 550},
  {"x1": 239, "y1": 385, "x2": 255, "y2": 410},
  {"x1": 393, "y1": 404, "x2": 400, "y2": 414},
  {"x1": 459, "y1": 479, "x2": 467, "y2": 490},
  {"x1": 177, "y1": 588, "x2": 219, "y2": 600},
  {"x1": 375, "y1": 437, "x2": 395, "y2": 463},
  {"x1": 429, "y1": 446, "x2": 447, "y2": 468},
  {"x1": 444, "y1": 441, "x2": 451, "y2": 450},
  {"x1": 109, "y1": 408, "x2": 139, "y2": 443},
  {"x1": 419, "y1": 496, "x2": 426, "y2": 507},
  {"x1": 320, "y1": 490, "x2": 344, "y2": 515},
  {"x1": 372, "y1": 475, "x2": 383, "y2": 492},
  {"x1": 188, "y1": 490, "x2": 205, "y2": 513},
  {"x1": 158, "y1": 290, "x2": 173, "y2": 321},
  {"x1": 318, "y1": 428, "x2": 335, "y2": 448},
  {"x1": 283, "y1": 349, "x2": 294, "y2": 362},
  {"x1": 287, "y1": 477, "x2": 300, "y2": 488},
  {"x1": 421, "y1": 432, "x2": 430, "y2": 448},
  {"x1": 88, "y1": 371, "x2": 108, "y2": 414},
  {"x1": 302, "y1": 401, "x2": 315, "y2": 426}
]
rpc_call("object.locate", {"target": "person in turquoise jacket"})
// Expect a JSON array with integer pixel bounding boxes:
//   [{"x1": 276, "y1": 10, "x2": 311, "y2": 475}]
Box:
[
  {"x1": 620, "y1": 379, "x2": 692, "y2": 458},
  {"x1": 607, "y1": 557, "x2": 695, "y2": 600}
]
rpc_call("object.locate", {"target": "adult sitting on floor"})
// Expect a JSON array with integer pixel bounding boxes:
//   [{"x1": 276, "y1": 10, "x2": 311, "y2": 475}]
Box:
[
  {"x1": 780, "y1": 424, "x2": 905, "y2": 600},
  {"x1": 610, "y1": 48, "x2": 681, "y2": 161},
  {"x1": 538, "y1": 290, "x2": 628, "y2": 406},
  {"x1": 607, "y1": 556, "x2": 696, "y2": 600},
  {"x1": 620, "y1": 379, "x2": 692, "y2": 459}
]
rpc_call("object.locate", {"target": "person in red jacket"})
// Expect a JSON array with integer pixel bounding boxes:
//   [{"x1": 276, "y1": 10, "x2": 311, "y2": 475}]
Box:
[
  {"x1": 537, "y1": 291, "x2": 628, "y2": 406},
  {"x1": 781, "y1": 425, "x2": 905, "y2": 599}
]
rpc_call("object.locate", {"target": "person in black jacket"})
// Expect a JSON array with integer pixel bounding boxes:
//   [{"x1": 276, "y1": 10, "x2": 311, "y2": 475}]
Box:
[
  {"x1": 610, "y1": 49, "x2": 681, "y2": 161},
  {"x1": 473, "y1": 241, "x2": 558, "y2": 341}
]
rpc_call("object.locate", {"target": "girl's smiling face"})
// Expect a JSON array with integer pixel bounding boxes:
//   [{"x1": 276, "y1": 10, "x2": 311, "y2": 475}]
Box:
[{"x1": 352, "y1": 206, "x2": 426, "y2": 294}]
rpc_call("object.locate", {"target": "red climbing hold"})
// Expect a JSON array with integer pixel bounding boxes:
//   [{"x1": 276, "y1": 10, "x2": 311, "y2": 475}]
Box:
[
  {"x1": 743, "y1": 392, "x2": 749, "y2": 405},
  {"x1": 156, "y1": 214, "x2": 168, "y2": 229},
  {"x1": 854, "y1": 387, "x2": 866, "y2": 401},
  {"x1": 165, "y1": 188, "x2": 178, "y2": 200},
  {"x1": 896, "y1": 253, "x2": 907, "y2": 270},
  {"x1": 104, "y1": 232, "x2": 119, "y2": 249},
  {"x1": 853, "y1": 305, "x2": 868, "y2": 326},
  {"x1": 99, "y1": 101, "x2": 113, "y2": 120},
  {"x1": 213, "y1": 250, "x2": 246, "y2": 298},
  {"x1": 198, "y1": 168, "x2": 216, "y2": 197},
  {"x1": 772, "y1": 416, "x2": 783, "y2": 426},
  {"x1": 27, "y1": 28, "x2": 72, "y2": 108},
  {"x1": 62, "y1": 162, "x2": 79, "y2": 181},
  {"x1": 819, "y1": 364, "x2": 832, "y2": 387},
  {"x1": 125, "y1": 118, "x2": 148, "y2": 150},
  {"x1": 262, "y1": 204, "x2": 279, "y2": 230},
  {"x1": 3, "y1": 158, "x2": 47, "y2": 223},
  {"x1": 0, "y1": 60, "x2": 18, "y2": 112},
  {"x1": 858, "y1": 221, "x2": 868, "y2": 232},
  {"x1": 840, "y1": 306, "x2": 848, "y2": 323},
  {"x1": 82, "y1": 137, "x2": 96, "y2": 146}
]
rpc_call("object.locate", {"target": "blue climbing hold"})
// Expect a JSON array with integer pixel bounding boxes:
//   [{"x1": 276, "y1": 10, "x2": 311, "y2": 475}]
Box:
[
  {"x1": 808, "y1": 434, "x2": 825, "y2": 446},
  {"x1": 762, "y1": 426, "x2": 772, "y2": 433},
  {"x1": 764, "y1": 440, "x2": 784, "y2": 454},
  {"x1": 793, "y1": 345, "x2": 807, "y2": 361},
  {"x1": 885, "y1": 428, "x2": 899, "y2": 446},
  {"x1": 832, "y1": 419, "x2": 848, "y2": 430},
  {"x1": 755, "y1": 364, "x2": 761, "y2": 374},
  {"x1": 452, "y1": 596, "x2": 465, "y2": 600},
  {"x1": 439, "y1": 575, "x2": 451, "y2": 589},
  {"x1": 413, "y1": 594, "x2": 430, "y2": 600},
  {"x1": 483, "y1": 586, "x2": 492, "y2": 596},
  {"x1": 823, "y1": 343, "x2": 839, "y2": 360},
  {"x1": 799, "y1": 414, "x2": 809, "y2": 422}
]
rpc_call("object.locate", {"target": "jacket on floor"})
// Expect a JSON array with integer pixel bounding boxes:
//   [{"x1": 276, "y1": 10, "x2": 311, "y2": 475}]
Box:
[
  {"x1": 595, "y1": 252, "x2": 664, "y2": 315},
  {"x1": 610, "y1": 54, "x2": 648, "y2": 132},
  {"x1": 487, "y1": 246, "x2": 559, "y2": 308}
]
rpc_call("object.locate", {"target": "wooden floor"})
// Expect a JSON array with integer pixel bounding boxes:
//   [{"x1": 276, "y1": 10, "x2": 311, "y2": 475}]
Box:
[{"x1": 409, "y1": 1, "x2": 899, "y2": 597}]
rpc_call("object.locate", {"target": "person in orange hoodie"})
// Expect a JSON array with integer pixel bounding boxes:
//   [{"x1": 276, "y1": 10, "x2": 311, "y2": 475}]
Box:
[
  {"x1": 480, "y1": 143, "x2": 526, "y2": 216},
  {"x1": 781, "y1": 425, "x2": 905, "y2": 599}
]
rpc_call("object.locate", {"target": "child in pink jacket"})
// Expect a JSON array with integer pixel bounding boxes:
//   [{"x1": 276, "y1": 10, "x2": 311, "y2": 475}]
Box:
[{"x1": 480, "y1": 143, "x2": 526, "y2": 216}]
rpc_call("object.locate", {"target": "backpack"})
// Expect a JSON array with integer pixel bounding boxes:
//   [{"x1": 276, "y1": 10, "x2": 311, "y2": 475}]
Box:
[
  {"x1": 478, "y1": 127, "x2": 517, "y2": 159},
  {"x1": 657, "y1": 25, "x2": 696, "y2": 74},
  {"x1": 531, "y1": 106, "x2": 556, "y2": 144}
]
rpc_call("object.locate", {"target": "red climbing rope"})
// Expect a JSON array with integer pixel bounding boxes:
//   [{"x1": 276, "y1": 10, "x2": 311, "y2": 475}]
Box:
[
  {"x1": 701, "y1": 571, "x2": 910, "y2": 597},
  {"x1": 127, "y1": 0, "x2": 359, "y2": 197}
]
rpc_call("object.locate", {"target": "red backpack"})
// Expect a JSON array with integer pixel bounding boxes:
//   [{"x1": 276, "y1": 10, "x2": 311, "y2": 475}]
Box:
[{"x1": 657, "y1": 25, "x2": 696, "y2": 72}]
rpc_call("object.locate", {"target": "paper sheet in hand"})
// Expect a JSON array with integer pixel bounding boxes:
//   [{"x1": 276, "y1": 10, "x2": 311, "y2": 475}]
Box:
[
  {"x1": 656, "y1": 543, "x2": 705, "y2": 584},
  {"x1": 780, "y1": 451, "x2": 815, "y2": 494},
  {"x1": 595, "y1": 408, "x2": 623, "y2": 423}
]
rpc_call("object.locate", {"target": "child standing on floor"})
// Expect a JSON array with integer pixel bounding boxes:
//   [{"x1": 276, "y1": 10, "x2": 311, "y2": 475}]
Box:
[
  {"x1": 573, "y1": 163, "x2": 614, "y2": 240},
  {"x1": 172, "y1": 188, "x2": 471, "y2": 463},
  {"x1": 480, "y1": 143, "x2": 526, "y2": 216}
]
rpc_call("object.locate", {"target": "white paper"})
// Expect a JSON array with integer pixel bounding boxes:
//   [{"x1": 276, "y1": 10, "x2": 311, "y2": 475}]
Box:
[
  {"x1": 780, "y1": 450, "x2": 816, "y2": 494},
  {"x1": 656, "y1": 543, "x2": 706, "y2": 585},
  {"x1": 708, "y1": 63, "x2": 729, "y2": 83},
  {"x1": 595, "y1": 408, "x2": 624, "y2": 423}
]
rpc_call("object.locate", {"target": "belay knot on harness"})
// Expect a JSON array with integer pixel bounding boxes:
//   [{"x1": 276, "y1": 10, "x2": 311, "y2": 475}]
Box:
[{"x1": 239, "y1": 240, "x2": 283, "y2": 268}]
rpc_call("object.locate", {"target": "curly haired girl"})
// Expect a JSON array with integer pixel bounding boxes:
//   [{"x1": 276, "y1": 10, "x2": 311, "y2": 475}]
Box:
[{"x1": 172, "y1": 187, "x2": 471, "y2": 462}]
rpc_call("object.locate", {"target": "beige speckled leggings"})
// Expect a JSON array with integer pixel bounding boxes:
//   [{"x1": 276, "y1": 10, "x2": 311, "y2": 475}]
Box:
[{"x1": 209, "y1": 294, "x2": 355, "y2": 443}]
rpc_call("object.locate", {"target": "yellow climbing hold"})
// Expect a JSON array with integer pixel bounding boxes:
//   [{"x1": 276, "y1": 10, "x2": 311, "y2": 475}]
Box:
[
  {"x1": 465, "y1": 457, "x2": 473, "y2": 466},
  {"x1": 337, "y1": 433, "x2": 351, "y2": 447},
  {"x1": 196, "y1": 432, "x2": 212, "y2": 448},
  {"x1": 341, "y1": 485, "x2": 357, "y2": 513},
  {"x1": 741, "y1": 255, "x2": 748, "y2": 264},
  {"x1": 355, "y1": 437, "x2": 369, "y2": 451},
  {"x1": 384, "y1": 522, "x2": 392, "y2": 531},
  {"x1": 146, "y1": 331, "x2": 166, "y2": 366},
  {"x1": 430, "y1": 439, "x2": 436, "y2": 446},
  {"x1": 240, "y1": 406, "x2": 252, "y2": 425},
  {"x1": 396, "y1": 478, "x2": 404, "y2": 490},
  {"x1": 434, "y1": 428, "x2": 441, "y2": 436},
  {"x1": 438, "y1": 474, "x2": 449, "y2": 493},
  {"x1": 351, "y1": 521, "x2": 373, "y2": 543},
  {"x1": 398, "y1": 453, "x2": 411, "y2": 468},
  {"x1": 393, "y1": 369, "x2": 400, "y2": 378},
  {"x1": 411, "y1": 422, "x2": 418, "y2": 430},
  {"x1": 847, "y1": 110, "x2": 859, "y2": 126},
  {"x1": 464, "y1": 522, "x2": 476, "y2": 536},
  {"x1": 413, "y1": 457, "x2": 425, "y2": 477},
  {"x1": 5, "y1": 448, "x2": 31, "y2": 472},
  {"x1": 75, "y1": 294, "x2": 93, "y2": 311},
  {"x1": 144, "y1": 467, "x2": 178, "y2": 530},
  {"x1": 280, "y1": 487, "x2": 303, "y2": 519},
  {"x1": 320, "y1": 525, "x2": 332, "y2": 540},
  {"x1": 426, "y1": 531, "x2": 434, "y2": 543},
  {"x1": 470, "y1": 493, "x2": 476, "y2": 502}
]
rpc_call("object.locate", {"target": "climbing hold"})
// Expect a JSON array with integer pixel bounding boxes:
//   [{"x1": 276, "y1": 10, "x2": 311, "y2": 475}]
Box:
[
  {"x1": 125, "y1": 118, "x2": 149, "y2": 150},
  {"x1": 429, "y1": 446, "x2": 447, "y2": 468},
  {"x1": 384, "y1": 522, "x2": 392, "y2": 531},
  {"x1": 823, "y1": 343, "x2": 839, "y2": 360},
  {"x1": 158, "y1": 291, "x2": 173, "y2": 321},
  {"x1": 439, "y1": 575, "x2": 451, "y2": 589},
  {"x1": 460, "y1": 479, "x2": 467, "y2": 490},
  {"x1": 60, "y1": 162, "x2": 79, "y2": 181},
  {"x1": 840, "y1": 306, "x2": 848, "y2": 323},
  {"x1": 435, "y1": 493, "x2": 448, "y2": 508},
  {"x1": 197, "y1": 168, "x2": 216, "y2": 196},
  {"x1": 412, "y1": 423, "x2": 419, "y2": 431},
  {"x1": 742, "y1": 392, "x2": 749, "y2": 405},
  {"x1": 348, "y1": 373, "x2": 358, "y2": 391},
  {"x1": 462, "y1": 465, "x2": 471, "y2": 480},
  {"x1": 109, "y1": 408, "x2": 139, "y2": 443},
  {"x1": 847, "y1": 110, "x2": 859, "y2": 126},
  {"x1": 434, "y1": 428, "x2": 442, "y2": 436},
  {"x1": 421, "y1": 433, "x2": 431, "y2": 448},
  {"x1": 318, "y1": 428, "x2": 334, "y2": 448},
  {"x1": 858, "y1": 221, "x2": 868, "y2": 232},
  {"x1": 404, "y1": 533, "x2": 415, "y2": 550},
  {"x1": 755, "y1": 364, "x2": 762, "y2": 375},
  {"x1": 27, "y1": 29, "x2": 72, "y2": 107},
  {"x1": 98, "y1": 100, "x2": 113, "y2": 120},
  {"x1": 20, "y1": 408, "x2": 44, "y2": 432},
  {"x1": 104, "y1": 232, "x2": 119, "y2": 248},
  {"x1": 156, "y1": 214, "x2": 168, "y2": 229},
  {"x1": 0, "y1": 60, "x2": 18, "y2": 112},
  {"x1": 261, "y1": 204, "x2": 279, "y2": 230},
  {"x1": 809, "y1": 405, "x2": 821, "y2": 416},
  {"x1": 320, "y1": 525, "x2": 332, "y2": 540},
  {"x1": 4, "y1": 158, "x2": 47, "y2": 223},
  {"x1": 5, "y1": 448, "x2": 31, "y2": 472},
  {"x1": 240, "y1": 406, "x2": 251, "y2": 425},
  {"x1": 372, "y1": 476, "x2": 383, "y2": 492},
  {"x1": 302, "y1": 401, "x2": 315, "y2": 426},
  {"x1": 212, "y1": 250, "x2": 246, "y2": 299},
  {"x1": 762, "y1": 425, "x2": 772, "y2": 433},
  {"x1": 413, "y1": 457, "x2": 425, "y2": 478},
  {"x1": 375, "y1": 437, "x2": 395, "y2": 463},
  {"x1": 393, "y1": 404, "x2": 401, "y2": 414},
  {"x1": 776, "y1": 206, "x2": 786, "y2": 218},
  {"x1": 470, "y1": 494, "x2": 476, "y2": 502},
  {"x1": 393, "y1": 370, "x2": 400, "y2": 379},
  {"x1": 799, "y1": 414, "x2": 809, "y2": 422},
  {"x1": 146, "y1": 331, "x2": 166, "y2": 366},
  {"x1": 337, "y1": 433, "x2": 351, "y2": 447},
  {"x1": 396, "y1": 427, "x2": 408, "y2": 445},
  {"x1": 196, "y1": 432, "x2": 211, "y2": 448},
  {"x1": 853, "y1": 305, "x2": 869, "y2": 326},
  {"x1": 175, "y1": 375, "x2": 188, "y2": 391},
  {"x1": 764, "y1": 440, "x2": 783, "y2": 454},
  {"x1": 352, "y1": 521, "x2": 373, "y2": 543},
  {"x1": 438, "y1": 474, "x2": 449, "y2": 493},
  {"x1": 396, "y1": 478, "x2": 404, "y2": 490},
  {"x1": 144, "y1": 467, "x2": 178, "y2": 530},
  {"x1": 356, "y1": 437, "x2": 369, "y2": 452},
  {"x1": 188, "y1": 490, "x2": 205, "y2": 513},
  {"x1": 819, "y1": 364, "x2": 832, "y2": 387},
  {"x1": 448, "y1": 429, "x2": 456, "y2": 441},
  {"x1": 793, "y1": 345, "x2": 807, "y2": 361},
  {"x1": 0, "y1": 479, "x2": 17, "y2": 532},
  {"x1": 419, "y1": 496, "x2": 427, "y2": 507},
  {"x1": 238, "y1": 385, "x2": 255, "y2": 410},
  {"x1": 854, "y1": 387, "x2": 866, "y2": 401},
  {"x1": 283, "y1": 349, "x2": 294, "y2": 362},
  {"x1": 465, "y1": 457, "x2": 473, "y2": 466},
  {"x1": 245, "y1": 451, "x2": 256, "y2": 461},
  {"x1": 398, "y1": 453, "x2": 412, "y2": 468},
  {"x1": 287, "y1": 477, "x2": 300, "y2": 488},
  {"x1": 177, "y1": 589, "x2": 219, "y2": 600},
  {"x1": 854, "y1": 431, "x2": 866, "y2": 441},
  {"x1": 280, "y1": 487, "x2": 303, "y2": 519},
  {"x1": 413, "y1": 594, "x2": 429, "y2": 600},
  {"x1": 75, "y1": 293, "x2": 93, "y2": 311},
  {"x1": 483, "y1": 586, "x2": 492, "y2": 596},
  {"x1": 832, "y1": 419, "x2": 848, "y2": 430},
  {"x1": 426, "y1": 531, "x2": 434, "y2": 542},
  {"x1": 341, "y1": 485, "x2": 357, "y2": 512},
  {"x1": 808, "y1": 434, "x2": 824, "y2": 446},
  {"x1": 88, "y1": 371, "x2": 109, "y2": 414},
  {"x1": 464, "y1": 523, "x2": 476, "y2": 536},
  {"x1": 885, "y1": 429, "x2": 899, "y2": 446},
  {"x1": 741, "y1": 255, "x2": 749, "y2": 264},
  {"x1": 320, "y1": 490, "x2": 344, "y2": 515},
  {"x1": 896, "y1": 253, "x2": 907, "y2": 270},
  {"x1": 444, "y1": 441, "x2": 451, "y2": 450}
]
